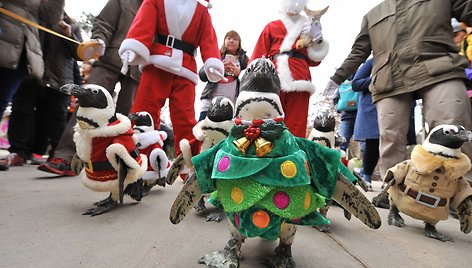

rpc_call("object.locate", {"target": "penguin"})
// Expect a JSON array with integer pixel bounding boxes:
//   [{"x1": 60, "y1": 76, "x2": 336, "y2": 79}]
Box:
[
  {"x1": 385, "y1": 124, "x2": 472, "y2": 241},
  {"x1": 169, "y1": 58, "x2": 381, "y2": 267},
  {"x1": 307, "y1": 109, "x2": 336, "y2": 149},
  {"x1": 129, "y1": 111, "x2": 171, "y2": 195},
  {"x1": 192, "y1": 96, "x2": 234, "y2": 215},
  {"x1": 59, "y1": 84, "x2": 147, "y2": 216}
]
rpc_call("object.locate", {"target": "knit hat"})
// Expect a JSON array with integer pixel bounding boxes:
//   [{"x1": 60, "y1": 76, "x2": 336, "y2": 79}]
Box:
[
  {"x1": 451, "y1": 18, "x2": 465, "y2": 33},
  {"x1": 280, "y1": 0, "x2": 307, "y2": 14}
]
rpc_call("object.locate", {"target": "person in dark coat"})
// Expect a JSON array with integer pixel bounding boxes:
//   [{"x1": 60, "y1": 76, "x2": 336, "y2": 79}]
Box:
[{"x1": 352, "y1": 58, "x2": 378, "y2": 189}]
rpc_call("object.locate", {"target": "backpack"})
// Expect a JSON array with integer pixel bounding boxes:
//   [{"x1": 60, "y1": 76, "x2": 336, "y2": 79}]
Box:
[{"x1": 337, "y1": 81, "x2": 359, "y2": 112}]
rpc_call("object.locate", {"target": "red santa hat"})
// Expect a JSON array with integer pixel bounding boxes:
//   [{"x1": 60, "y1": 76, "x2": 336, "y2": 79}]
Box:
[{"x1": 198, "y1": 0, "x2": 212, "y2": 9}]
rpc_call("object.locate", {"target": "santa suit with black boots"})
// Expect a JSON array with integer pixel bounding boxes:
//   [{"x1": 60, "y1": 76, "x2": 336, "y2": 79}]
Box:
[
  {"x1": 129, "y1": 111, "x2": 170, "y2": 195},
  {"x1": 385, "y1": 124, "x2": 472, "y2": 242},
  {"x1": 251, "y1": 0, "x2": 329, "y2": 137},
  {"x1": 119, "y1": 0, "x2": 224, "y2": 160},
  {"x1": 60, "y1": 84, "x2": 147, "y2": 216}
]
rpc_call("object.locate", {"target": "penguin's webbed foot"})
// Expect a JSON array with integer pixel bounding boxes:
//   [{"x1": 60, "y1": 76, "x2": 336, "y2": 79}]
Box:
[
  {"x1": 424, "y1": 223, "x2": 454, "y2": 242},
  {"x1": 263, "y1": 244, "x2": 295, "y2": 268},
  {"x1": 388, "y1": 204, "x2": 405, "y2": 227},
  {"x1": 198, "y1": 238, "x2": 241, "y2": 268},
  {"x1": 83, "y1": 197, "x2": 117, "y2": 216},
  {"x1": 206, "y1": 212, "x2": 225, "y2": 223},
  {"x1": 194, "y1": 196, "x2": 207, "y2": 212},
  {"x1": 372, "y1": 193, "x2": 390, "y2": 209},
  {"x1": 92, "y1": 194, "x2": 113, "y2": 206}
]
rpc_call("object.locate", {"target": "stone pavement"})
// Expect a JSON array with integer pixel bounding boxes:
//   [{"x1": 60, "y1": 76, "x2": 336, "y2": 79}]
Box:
[{"x1": 1, "y1": 165, "x2": 471, "y2": 268}]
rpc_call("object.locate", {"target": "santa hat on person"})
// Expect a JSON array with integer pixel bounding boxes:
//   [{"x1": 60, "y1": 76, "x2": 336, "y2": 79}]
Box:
[
  {"x1": 280, "y1": 0, "x2": 307, "y2": 14},
  {"x1": 198, "y1": 0, "x2": 212, "y2": 9}
]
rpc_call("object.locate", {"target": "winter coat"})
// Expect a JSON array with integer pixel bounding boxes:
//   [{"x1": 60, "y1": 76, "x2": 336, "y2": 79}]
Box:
[
  {"x1": 199, "y1": 51, "x2": 249, "y2": 101},
  {"x1": 331, "y1": 0, "x2": 472, "y2": 103},
  {"x1": 41, "y1": 20, "x2": 83, "y2": 90},
  {"x1": 386, "y1": 145, "x2": 472, "y2": 224},
  {"x1": 91, "y1": 0, "x2": 142, "y2": 82},
  {"x1": 352, "y1": 58, "x2": 379, "y2": 141},
  {"x1": 0, "y1": 0, "x2": 65, "y2": 79}
]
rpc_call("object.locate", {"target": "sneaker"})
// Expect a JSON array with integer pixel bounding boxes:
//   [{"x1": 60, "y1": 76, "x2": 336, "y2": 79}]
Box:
[
  {"x1": 37, "y1": 158, "x2": 76, "y2": 176},
  {"x1": 30, "y1": 153, "x2": 46, "y2": 165},
  {"x1": 0, "y1": 153, "x2": 25, "y2": 167}
]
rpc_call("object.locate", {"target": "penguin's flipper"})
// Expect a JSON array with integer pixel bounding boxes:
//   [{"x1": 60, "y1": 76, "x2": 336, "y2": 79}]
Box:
[
  {"x1": 170, "y1": 173, "x2": 202, "y2": 224},
  {"x1": 332, "y1": 172, "x2": 382, "y2": 229},
  {"x1": 166, "y1": 154, "x2": 185, "y2": 185},
  {"x1": 352, "y1": 171, "x2": 369, "y2": 192},
  {"x1": 118, "y1": 157, "x2": 128, "y2": 205},
  {"x1": 458, "y1": 196, "x2": 472, "y2": 234}
]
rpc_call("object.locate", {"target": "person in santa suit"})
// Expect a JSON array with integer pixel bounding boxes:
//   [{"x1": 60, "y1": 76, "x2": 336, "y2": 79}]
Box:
[
  {"x1": 119, "y1": 0, "x2": 224, "y2": 157},
  {"x1": 250, "y1": 0, "x2": 329, "y2": 138}
]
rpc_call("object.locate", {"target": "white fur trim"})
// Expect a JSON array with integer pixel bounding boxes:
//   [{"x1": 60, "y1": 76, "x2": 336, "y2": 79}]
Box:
[
  {"x1": 147, "y1": 54, "x2": 199, "y2": 84},
  {"x1": 204, "y1": 58, "x2": 225, "y2": 82},
  {"x1": 159, "y1": 131, "x2": 168, "y2": 141},
  {"x1": 142, "y1": 170, "x2": 159, "y2": 182},
  {"x1": 279, "y1": 13, "x2": 308, "y2": 52},
  {"x1": 164, "y1": 0, "x2": 196, "y2": 38},
  {"x1": 193, "y1": 121, "x2": 206, "y2": 141},
  {"x1": 280, "y1": 0, "x2": 307, "y2": 14},
  {"x1": 149, "y1": 147, "x2": 170, "y2": 177},
  {"x1": 119, "y1": 39, "x2": 150, "y2": 65},
  {"x1": 136, "y1": 130, "x2": 164, "y2": 149},
  {"x1": 307, "y1": 39, "x2": 329, "y2": 62},
  {"x1": 106, "y1": 144, "x2": 142, "y2": 171},
  {"x1": 179, "y1": 139, "x2": 193, "y2": 168},
  {"x1": 276, "y1": 54, "x2": 316, "y2": 94},
  {"x1": 74, "y1": 114, "x2": 132, "y2": 161}
]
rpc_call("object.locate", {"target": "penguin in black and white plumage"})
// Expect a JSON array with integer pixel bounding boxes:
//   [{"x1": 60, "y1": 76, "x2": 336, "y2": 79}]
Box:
[
  {"x1": 60, "y1": 84, "x2": 147, "y2": 216},
  {"x1": 307, "y1": 109, "x2": 336, "y2": 148},
  {"x1": 385, "y1": 124, "x2": 472, "y2": 241},
  {"x1": 192, "y1": 96, "x2": 234, "y2": 215},
  {"x1": 129, "y1": 111, "x2": 170, "y2": 195},
  {"x1": 193, "y1": 96, "x2": 234, "y2": 152}
]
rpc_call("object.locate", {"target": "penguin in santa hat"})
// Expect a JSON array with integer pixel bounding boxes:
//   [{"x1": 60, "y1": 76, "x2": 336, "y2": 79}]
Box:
[{"x1": 60, "y1": 84, "x2": 147, "y2": 216}]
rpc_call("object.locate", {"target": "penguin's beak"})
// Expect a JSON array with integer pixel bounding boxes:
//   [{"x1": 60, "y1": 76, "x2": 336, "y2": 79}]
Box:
[
  {"x1": 456, "y1": 129, "x2": 472, "y2": 143},
  {"x1": 59, "y1": 84, "x2": 86, "y2": 97},
  {"x1": 128, "y1": 113, "x2": 139, "y2": 122}
]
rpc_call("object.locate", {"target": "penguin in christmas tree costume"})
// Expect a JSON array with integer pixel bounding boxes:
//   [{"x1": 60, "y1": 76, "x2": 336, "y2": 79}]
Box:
[
  {"x1": 129, "y1": 111, "x2": 170, "y2": 195},
  {"x1": 382, "y1": 124, "x2": 472, "y2": 242},
  {"x1": 192, "y1": 96, "x2": 234, "y2": 215},
  {"x1": 169, "y1": 58, "x2": 381, "y2": 267},
  {"x1": 60, "y1": 84, "x2": 147, "y2": 216}
]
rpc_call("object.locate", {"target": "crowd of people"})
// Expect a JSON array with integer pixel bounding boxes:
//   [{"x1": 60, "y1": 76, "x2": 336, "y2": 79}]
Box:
[{"x1": 1, "y1": 0, "x2": 472, "y2": 194}]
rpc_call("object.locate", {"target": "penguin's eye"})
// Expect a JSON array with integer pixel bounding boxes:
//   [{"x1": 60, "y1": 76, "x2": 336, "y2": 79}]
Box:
[
  {"x1": 91, "y1": 88, "x2": 99, "y2": 95},
  {"x1": 246, "y1": 67, "x2": 251, "y2": 73},
  {"x1": 442, "y1": 125, "x2": 459, "y2": 135}
]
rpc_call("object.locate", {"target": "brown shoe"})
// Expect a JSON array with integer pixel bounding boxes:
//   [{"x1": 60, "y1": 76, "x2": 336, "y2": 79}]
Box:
[{"x1": 0, "y1": 153, "x2": 25, "y2": 167}]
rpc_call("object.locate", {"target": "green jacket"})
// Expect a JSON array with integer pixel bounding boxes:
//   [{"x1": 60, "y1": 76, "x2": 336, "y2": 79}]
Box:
[
  {"x1": 192, "y1": 124, "x2": 355, "y2": 240},
  {"x1": 331, "y1": 0, "x2": 472, "y2": 102}
]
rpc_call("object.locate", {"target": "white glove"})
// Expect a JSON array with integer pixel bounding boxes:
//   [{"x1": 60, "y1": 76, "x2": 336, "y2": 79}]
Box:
[
  {"x1": 302, "y1": 20, "x2": 323, "y2": 42},
  {"x1": 120, "y1": 50, "x2": 136, "y2": 75},
  {"x1": 203, "y1": 58, "x2": 226, "y2": 83},
  {"x1": 323, "y1": 79, "x2": 339, "y2": 97}
]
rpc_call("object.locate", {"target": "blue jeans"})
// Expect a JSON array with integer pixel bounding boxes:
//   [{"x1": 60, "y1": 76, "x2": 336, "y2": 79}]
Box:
[{"x1": 339, "y1": 117, "x2": 355, "y2": 152}]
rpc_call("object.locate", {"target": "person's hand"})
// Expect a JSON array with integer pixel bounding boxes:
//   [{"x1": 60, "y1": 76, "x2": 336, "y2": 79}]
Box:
[
  {"x1": 58, "y1": 20, "x2": 72, "y2": 37},
  {"x1": 120, "y1": 50, "x2": 136, "y2": 74},
  {"x1": 323, "y1": 79, "x2": 339, "y2": 97},
  {"x1": 76, "y1": 39, "x2": 106, "y2": 61},
  {"x1": 302, "y1": 20, "x2": 323, "y2": 43},
  {"x1": 204, "y1": 59, "x2": 226, "y2": 82},
  {"x1": 224, "y1": 61, "x2": 240, "y2": 77}
]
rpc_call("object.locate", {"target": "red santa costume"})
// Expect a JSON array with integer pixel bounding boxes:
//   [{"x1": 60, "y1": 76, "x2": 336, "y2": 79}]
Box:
[
  {"x1": 250, "y1": 0, "x2": 329, "y2": 137},
  {"x1": 74, "y1": 114, "x2": 147, "y2": 200},
  {"x1": 135, "y1": 130, "x2": 171, "y2": 183},
  {"x1": 119, "y1": 0, "x2": 224, "y2": 156}
]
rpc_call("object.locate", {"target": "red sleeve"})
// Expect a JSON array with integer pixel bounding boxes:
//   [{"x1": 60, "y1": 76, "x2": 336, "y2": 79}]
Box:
[
  {"x1": 126, "y1": 0, "x2": 159, "y2": 49},
  {"x1": 197, "y1": 8, "x2": 221, "y2": 61},
  {"x1": 250, "y1": 23, "x2": 273, "y2": 62}
]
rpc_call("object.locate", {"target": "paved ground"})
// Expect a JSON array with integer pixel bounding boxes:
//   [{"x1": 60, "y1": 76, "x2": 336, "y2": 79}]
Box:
[{"x1": 1, "y1": 164, "x2": 472, "y2": 268}]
